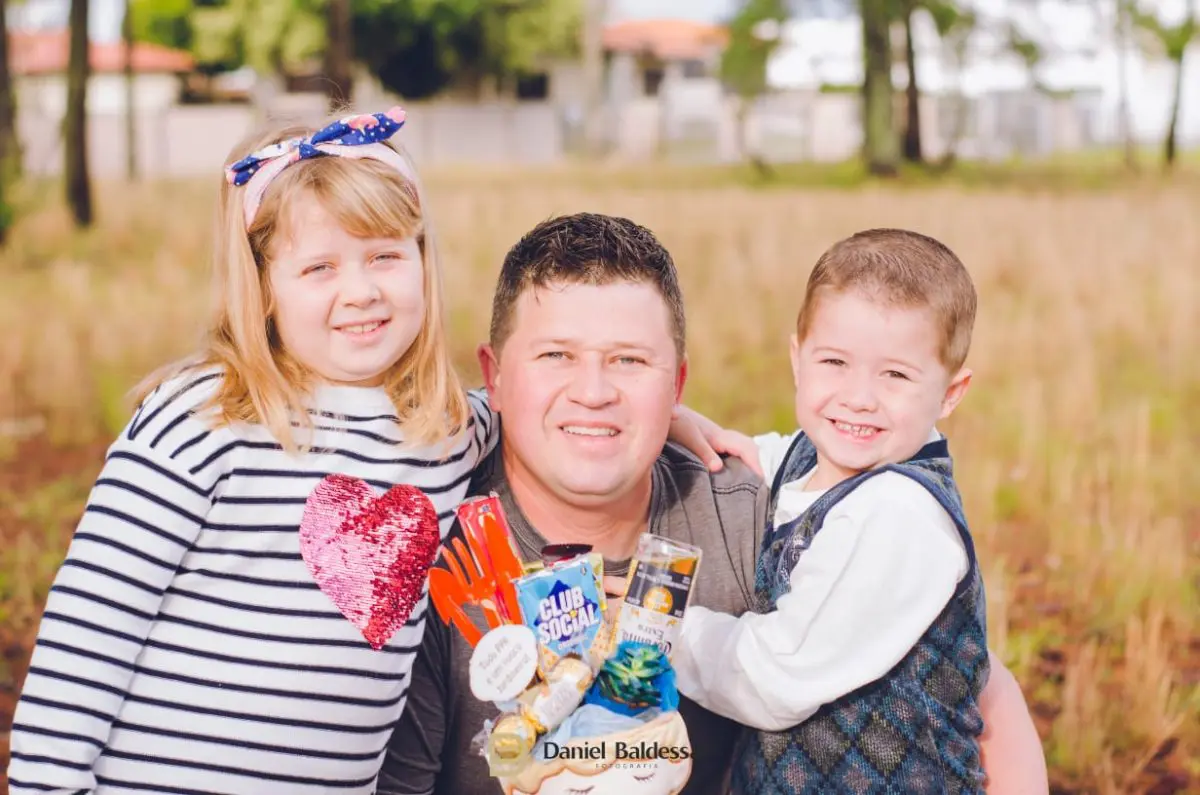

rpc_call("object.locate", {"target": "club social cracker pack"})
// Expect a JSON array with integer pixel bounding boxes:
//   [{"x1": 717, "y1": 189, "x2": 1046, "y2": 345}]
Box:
[{"x1": 515, "y1": 556, "x2": 605, "y2": 675}]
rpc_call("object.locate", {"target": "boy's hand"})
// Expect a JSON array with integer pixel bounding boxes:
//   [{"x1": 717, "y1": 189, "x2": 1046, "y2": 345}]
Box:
[{"x1": 669, "y1": 405, "x2": 764, "y2": 478}]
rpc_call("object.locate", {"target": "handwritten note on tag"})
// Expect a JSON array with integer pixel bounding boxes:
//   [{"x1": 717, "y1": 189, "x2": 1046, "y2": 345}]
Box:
[{"x1": 470, "y1": 624, "x2": 539, "y2": 704}]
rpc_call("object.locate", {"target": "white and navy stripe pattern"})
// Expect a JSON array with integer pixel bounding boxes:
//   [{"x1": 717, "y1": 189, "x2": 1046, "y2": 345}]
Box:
[{"x1": 8, "y1": 371, "x2": 497, "y2": 794}]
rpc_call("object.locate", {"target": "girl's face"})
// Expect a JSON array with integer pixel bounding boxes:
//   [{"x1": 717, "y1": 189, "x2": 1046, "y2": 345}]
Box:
[{"x1": 268, "y1": 199, "x2": 425, "y2": 387}]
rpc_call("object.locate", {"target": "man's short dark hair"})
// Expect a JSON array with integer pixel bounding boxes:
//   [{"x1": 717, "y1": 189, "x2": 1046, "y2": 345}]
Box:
[{"x1": 489, "y1": 213, "x2": 686, "y2": 358}]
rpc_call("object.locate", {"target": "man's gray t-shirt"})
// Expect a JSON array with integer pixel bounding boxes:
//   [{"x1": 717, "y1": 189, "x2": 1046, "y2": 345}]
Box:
[{"x1": 376, "y1": 442, "x2": 768, "y2": 795}]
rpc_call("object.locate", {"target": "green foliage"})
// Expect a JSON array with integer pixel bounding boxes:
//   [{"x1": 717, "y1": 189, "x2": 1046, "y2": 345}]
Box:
[
  {"x1": 130, "y1": 0, "x2": 193, "y2": 51},
  {"x1": 720, "y1": 0, "x2": 789, "y2": 100},
  {"x1": 196, "y1": 0, "x2": 325, "y2": 73},
  {"x1": 354, "y1": 0, "x2": 580, "y2": 99},
  {"x1": 1006, "y1": 22, "x2": 1042, "y2": 71},
  {"x1": 923, "y1": 0, "x2": 973, "y2": 40},
  {"x1": 1131, "y1": 2, "x2": 1198, "y2": 61},
  {"x1": 131, "y1": 0, "x2": 325, "y2": 72},
  {"x1": 131, "y1": 0, "x2": 580, "y2": 97}
]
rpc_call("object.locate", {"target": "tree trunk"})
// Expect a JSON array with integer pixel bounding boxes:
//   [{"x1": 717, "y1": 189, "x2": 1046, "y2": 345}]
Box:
[
  {"x1": 1163, "y1": 50, "x2": 1185, "y2": 168},
  {"x1": 124, "y1": 0, "x2": 137, "y2": 180},
  {"x1": 735, "y1": 96, "x2": 772, "y2": 179},
  {"x1": 66, "y1": 0, "x2": 93, "y2": 227},
  {"x1": 0, "y1": 0, "x2": 17, "y2": 180},
  {"x1": 861, "y1": 0, "x2": 898, "y2": 175},
  {"x1": 1115, "y1": 0, "x2": 1136, "y2": 170},
  {"x1": 581, "y1": 0, "x2": 607, "y2": 158},
  {"x1": 325, "y1": 0, "x2": 353, "y2": 111},
  {"x1": 902, "y1": 6, "x2": 923, "y2": 163},
  {"x1": 735, "y1": 96, "x2": 749, "y2": 162}
]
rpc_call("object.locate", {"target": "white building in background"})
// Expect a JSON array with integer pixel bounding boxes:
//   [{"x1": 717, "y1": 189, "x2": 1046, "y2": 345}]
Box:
[{"x1": 762, "y1": 0, "x2": 1200, "y2": 159}]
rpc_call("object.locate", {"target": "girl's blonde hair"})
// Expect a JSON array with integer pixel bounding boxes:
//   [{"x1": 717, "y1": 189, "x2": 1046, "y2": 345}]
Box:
[{"x1": 138, "y1": 111, "x2": 469, "y2": 451}]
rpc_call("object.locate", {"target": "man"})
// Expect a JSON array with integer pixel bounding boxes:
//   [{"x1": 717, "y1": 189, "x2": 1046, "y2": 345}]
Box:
[{"x1": 377, "y1": 213, "x2": 1047, "y2": 795}]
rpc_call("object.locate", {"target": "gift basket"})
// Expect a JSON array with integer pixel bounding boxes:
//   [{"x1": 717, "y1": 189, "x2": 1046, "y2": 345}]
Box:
[{"x1": 429, "y1": 494, "x2": 702, "y2": 795}]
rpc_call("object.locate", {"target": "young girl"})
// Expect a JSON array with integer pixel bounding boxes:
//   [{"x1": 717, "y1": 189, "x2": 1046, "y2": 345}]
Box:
[{"x1": 6, "y1": 108, "x2": 496, "y2": 794}]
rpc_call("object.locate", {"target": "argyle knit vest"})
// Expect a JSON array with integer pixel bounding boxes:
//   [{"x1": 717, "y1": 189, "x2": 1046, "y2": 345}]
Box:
[{"x1": 730, "y1": 432, "x2": 989, "y2": 794}]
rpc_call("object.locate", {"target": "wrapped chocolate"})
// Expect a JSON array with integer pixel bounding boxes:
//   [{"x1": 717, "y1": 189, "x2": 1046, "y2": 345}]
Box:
[
  {"x1": 484, "y1": 655, "x2": 596, "y2": 776},
  {"x1": 488, "y1": 712, "x2": 539, "y2": 769},
  {"x1": 521, "y1": 655, "x2": 595, "y2": 733}
]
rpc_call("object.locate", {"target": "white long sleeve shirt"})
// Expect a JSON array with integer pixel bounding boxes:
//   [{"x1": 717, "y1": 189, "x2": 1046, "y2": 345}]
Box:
[{"x1": 672, "y1": 429, "x2": 968, "y2": 733}]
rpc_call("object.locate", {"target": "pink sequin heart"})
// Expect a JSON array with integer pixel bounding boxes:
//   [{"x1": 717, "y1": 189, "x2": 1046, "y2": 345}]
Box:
[{"x1": 299, "y1": 475, "x2": 440, "y2": 650}]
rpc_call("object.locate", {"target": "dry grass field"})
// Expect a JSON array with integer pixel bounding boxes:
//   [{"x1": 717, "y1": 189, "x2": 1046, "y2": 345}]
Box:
[{"x1": 0, "y1": 168, "x2": 1196, "y2": 793}]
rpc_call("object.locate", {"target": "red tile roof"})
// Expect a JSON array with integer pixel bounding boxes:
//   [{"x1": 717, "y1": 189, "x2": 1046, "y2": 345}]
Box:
[
  {"x1": 11, "y1": 31, "x2": 195, "y2": 76},
  {"x1": 603, "y1": 19, "x2": 729, "y2": 61}
]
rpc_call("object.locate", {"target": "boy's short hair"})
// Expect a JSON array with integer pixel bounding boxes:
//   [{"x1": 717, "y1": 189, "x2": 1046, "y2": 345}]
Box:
[
  {"x1": 798, "y1": 228, "x2": 977, "y2": 372},
  {"x1": 489, "y1": 212, "x2": 686, "y2": 358}
]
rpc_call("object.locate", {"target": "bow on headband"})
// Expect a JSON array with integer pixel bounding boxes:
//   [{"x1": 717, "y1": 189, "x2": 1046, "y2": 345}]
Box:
[{"x1": 225, "y1": 106, "x2": 417, "y2": 226}]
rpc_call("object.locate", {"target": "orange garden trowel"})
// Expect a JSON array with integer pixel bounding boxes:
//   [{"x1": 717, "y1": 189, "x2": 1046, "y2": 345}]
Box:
[{"x1": 428, "y1": 494, "x2": 525, "y2": 647}]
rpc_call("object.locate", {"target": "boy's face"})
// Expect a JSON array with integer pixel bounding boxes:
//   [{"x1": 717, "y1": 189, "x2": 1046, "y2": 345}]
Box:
[{"x1": 790, "y1": 289, "x2": 971, "y2": 491}]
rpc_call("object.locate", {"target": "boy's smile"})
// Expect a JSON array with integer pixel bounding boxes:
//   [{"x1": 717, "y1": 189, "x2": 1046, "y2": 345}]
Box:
[{"x1": 790, "y1": 289, "x2": 971, "y2": 491}]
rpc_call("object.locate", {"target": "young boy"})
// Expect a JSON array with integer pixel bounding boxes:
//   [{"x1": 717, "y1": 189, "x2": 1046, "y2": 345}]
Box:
[{"x1": 672, "y1": 228, "x2": 989, "y2": 793}]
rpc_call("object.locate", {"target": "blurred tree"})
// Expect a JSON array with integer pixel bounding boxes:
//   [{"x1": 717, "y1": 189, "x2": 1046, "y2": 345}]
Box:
[
  {"x1": 124, "y1": 0, "x2": 138, "y2": 180},
  {"x1": 1131, "y1": 0, "x2": 1197, "y2": 169},
  {"x1": 131, "y1": 0, "x2": 325, "y2": 74},
  {"x1": 353, "y1": 0, "x2": 581, "y2": 100},
  {"x1": 1006, "y1": 19, "x2": 1044, "y2": 89},
  {"x1": 132, "y1": 0, "x2": 580, "y2": 100},
  {"x1": 1113, "y1": 0, "x2": 1137, "y2": 169},
  {"x1": 194, "y1": 0, "x2": 325, "y2": 75},
  {"x1": 580, "y1": 0, "x2": 605, "y2": 157},
  {"x1": 896, "y1": 0, "x2": 965, "y2": 164},
  {"x1": 721, "y1": 0, "x2": 789, "y2": 175},
  {"x1": 860, "y1": 0, "x2": 898, "y2": 174},
  {"x1": 0, "y1": 0, "x2": 16, "y2": 181},
  {"x1": 0, "y1": 0, "x2": 14, "y2": 245},
  {"x1": 131, "y1": 0, "x2": 193, "y2": 52},
  {"x1": 324, "y1": 0, "x2": 352, "y2": 110},
  {"x1": 924, "y1": 0, "x2": 974, "y2": 167},
  {"x1": 900, "y1": 0, "x2": 922, "y2": 163},
  {"x1": 67, "y1": 0, "x2": 93, "y2": 227}
]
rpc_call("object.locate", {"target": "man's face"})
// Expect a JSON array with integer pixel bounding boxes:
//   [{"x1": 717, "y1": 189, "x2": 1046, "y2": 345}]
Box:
[{"x1": 480, "y1": 280, "x2": 686, "y2": 509}]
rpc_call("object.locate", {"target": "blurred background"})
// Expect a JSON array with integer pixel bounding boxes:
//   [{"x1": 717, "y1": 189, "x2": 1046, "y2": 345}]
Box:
[{"x1": 0, "y1": 0, "x2": 1196, "y2": 793}]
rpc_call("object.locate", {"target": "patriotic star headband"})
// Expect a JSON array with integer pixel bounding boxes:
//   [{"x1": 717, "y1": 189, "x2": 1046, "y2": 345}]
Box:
[{"x1": 225, "y1": 106, "x2": 418, "y2": 227}]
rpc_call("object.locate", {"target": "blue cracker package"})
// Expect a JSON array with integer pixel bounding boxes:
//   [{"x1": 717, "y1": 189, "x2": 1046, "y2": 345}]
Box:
[{"x1": 515, "y1": 557, "x2": 605, "y2": 672}]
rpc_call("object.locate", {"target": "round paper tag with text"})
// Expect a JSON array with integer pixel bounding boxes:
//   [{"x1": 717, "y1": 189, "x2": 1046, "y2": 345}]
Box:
[{"x1": 469, "y1": 624, "x2": 539, "y2": 704}]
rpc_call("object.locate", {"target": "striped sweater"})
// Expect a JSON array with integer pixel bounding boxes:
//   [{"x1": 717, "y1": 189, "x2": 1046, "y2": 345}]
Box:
[{"x1": 7, "y1": 370, "x2": 498, "y2": 794}]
